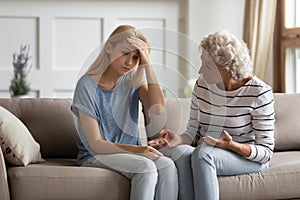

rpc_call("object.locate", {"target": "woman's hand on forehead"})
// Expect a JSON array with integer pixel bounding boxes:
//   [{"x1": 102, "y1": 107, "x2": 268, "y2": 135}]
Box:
[
  {"x1": 127, "y1": 36, "x2": 150, "y2": 65},
  {"x1": 127, "y1": 37, "x2": 148, "y2": 50}
]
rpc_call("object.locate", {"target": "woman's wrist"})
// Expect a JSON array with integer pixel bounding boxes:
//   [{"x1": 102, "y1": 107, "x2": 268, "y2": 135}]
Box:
[
  {"x1": 227, "y1": 141, "x2": 251, "y2": 157},
  {"x1": 131, "y1": 146, "x2": 148, "y2": 154}
]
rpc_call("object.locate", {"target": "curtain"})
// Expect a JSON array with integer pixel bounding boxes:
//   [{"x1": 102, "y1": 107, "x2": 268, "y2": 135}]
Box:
[{"x1": 243, "y1": 0, "x2": 277, "y2": 82}]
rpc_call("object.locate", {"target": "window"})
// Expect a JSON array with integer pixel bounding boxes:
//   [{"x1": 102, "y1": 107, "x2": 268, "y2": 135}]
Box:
[{"x1": 274, "y1": 0, "x2": 300, "y2": 93}]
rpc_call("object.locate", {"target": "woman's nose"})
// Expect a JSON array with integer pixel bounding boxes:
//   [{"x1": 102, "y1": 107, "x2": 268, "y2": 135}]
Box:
[
  {"x1": 125, "y1": 56, "x2": 133, "y2": 66},
  {"x1": 199, "y1": 66, "x2": 205, "y2": 74}
]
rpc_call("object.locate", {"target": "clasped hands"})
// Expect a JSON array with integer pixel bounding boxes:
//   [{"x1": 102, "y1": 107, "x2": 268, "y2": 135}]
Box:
[{"x1": 148, "y1": 129, "x2": 233, "y2": 150}]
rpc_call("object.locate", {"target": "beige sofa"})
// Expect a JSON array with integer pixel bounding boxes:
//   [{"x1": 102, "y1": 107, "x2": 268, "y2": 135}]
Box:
[{"x1": 0, "y1": 93, "x2": 300, "y2": 200}]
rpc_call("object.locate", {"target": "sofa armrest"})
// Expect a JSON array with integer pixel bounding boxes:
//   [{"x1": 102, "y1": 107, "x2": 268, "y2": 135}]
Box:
[{"x1": 0, "y1": 149, "x2": 10, "y2": 200}]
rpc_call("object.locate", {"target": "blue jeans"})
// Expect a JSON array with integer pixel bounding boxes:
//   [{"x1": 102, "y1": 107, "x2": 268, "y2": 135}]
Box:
[
  {"x1": 82, "y1": 154, "x2": 178, "y2": 200},
  {"x1": 160, "y1": 144, "x2": 267, "y2": 200}
]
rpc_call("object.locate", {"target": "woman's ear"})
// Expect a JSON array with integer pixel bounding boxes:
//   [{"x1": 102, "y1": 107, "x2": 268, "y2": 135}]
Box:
[{"x1": 105, "y1": 42, "x2": 112, "y2": 54}]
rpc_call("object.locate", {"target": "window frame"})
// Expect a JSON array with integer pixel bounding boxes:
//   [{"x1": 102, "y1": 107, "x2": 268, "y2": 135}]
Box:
[{"x1": 273, "y1": 0, "x2": 300, "y2": 92}]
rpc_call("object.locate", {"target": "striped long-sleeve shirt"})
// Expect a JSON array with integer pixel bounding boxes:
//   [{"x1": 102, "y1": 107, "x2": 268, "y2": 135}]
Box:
[{"x1": 183, "y1": 75, "x2": 275, "y2": 164}]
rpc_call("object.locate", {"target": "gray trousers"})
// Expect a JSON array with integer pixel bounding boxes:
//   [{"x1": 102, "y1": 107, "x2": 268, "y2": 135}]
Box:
[{"x1": 82, "y1": 153, "x2": 178, "y2": 200}]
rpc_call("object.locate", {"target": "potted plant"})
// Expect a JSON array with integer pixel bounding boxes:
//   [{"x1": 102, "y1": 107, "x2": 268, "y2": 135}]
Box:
[{"x1": 9, "y1": 44, "x2": 32, "y2": 98}]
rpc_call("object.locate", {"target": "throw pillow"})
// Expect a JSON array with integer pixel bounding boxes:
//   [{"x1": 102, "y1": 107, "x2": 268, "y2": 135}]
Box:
[{"x1": 0, "y1": 106, "x2": 44, "y2": 166}]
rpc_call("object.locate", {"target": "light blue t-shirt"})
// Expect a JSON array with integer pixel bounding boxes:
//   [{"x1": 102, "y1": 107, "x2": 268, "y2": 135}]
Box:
[{"x1": 71, "y1": 75, "x2": 141, "y2": 165}]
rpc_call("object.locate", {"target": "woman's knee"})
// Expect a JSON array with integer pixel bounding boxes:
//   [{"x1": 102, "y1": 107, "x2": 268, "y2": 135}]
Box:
[
  {"x1": 193, "y1": 145, "x2": 216, "y2": 157},
  {"x1": 155, "y1": 156, "x2": 176, "y2": 172},
  {"x1": 191, "y1": 145, "x2": 215, "y2": 166},
  {"x1": 173, "y1": 145, "x2": 194, "y2": 159},
  {"x1": 155, "y1": 156, "x2": 178, "y2": 184},
  {"x1": 130, "y1": 158, "x2": 158, "y2": 191},
  {"x1": 133, "y1": 156, "x2": 158, "y2": 174}
]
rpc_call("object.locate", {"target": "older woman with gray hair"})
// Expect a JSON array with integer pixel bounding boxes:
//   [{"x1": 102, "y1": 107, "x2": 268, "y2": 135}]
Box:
[{"x1": 148, "y1": 30, "x2": 275, "y2": 200}]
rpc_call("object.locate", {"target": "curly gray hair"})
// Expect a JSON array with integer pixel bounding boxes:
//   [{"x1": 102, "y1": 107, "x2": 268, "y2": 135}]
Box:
[{"x1": 200, "y1": 31, "x2": 253, "y2": 80}]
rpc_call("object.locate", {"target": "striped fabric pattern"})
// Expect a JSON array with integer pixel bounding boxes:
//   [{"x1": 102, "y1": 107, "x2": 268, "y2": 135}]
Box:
[{"x1": 184, "y1": 76, "x2": 275, "y2": 164}]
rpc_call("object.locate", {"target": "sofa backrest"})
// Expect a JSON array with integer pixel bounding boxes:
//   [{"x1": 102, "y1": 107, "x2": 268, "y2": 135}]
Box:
[
  {"x1": 0, "y1": 98, "x2": 78, "y2": 159},
  {"x1": 139, "y1": 98, "x2": 191, "y2": 145},
  {"x1": 164, "y1": 98, "x2": 191, "y2": 134},
  {"x1": 273, "y1": 93, "x2": 300, "y2": 151}
]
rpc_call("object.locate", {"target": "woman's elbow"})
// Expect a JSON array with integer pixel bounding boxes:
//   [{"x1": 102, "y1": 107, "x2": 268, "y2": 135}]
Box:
[{"x1": 149, "y1": 103, "x2": 165, "y2": 115}]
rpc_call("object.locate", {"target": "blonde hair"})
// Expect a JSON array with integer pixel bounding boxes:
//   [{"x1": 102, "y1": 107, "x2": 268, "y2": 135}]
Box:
[
  {"x1": 85, "y1": 25, "x2": 151, "y2": 86},
  {"x1": 200, "y1": 30, "x2": 252, "y2": 80}
]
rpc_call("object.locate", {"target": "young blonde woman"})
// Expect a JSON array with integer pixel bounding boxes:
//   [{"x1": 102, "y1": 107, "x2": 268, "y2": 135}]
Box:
[
  {"x1": 71, "y1": 25, "x2": 178, "y2": 200},
  {"x1": 149, "y1": 31, "x2": 275, "y2": 200}
]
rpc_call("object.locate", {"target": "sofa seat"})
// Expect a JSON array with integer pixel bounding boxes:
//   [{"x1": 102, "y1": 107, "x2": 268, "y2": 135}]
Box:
[
  {"x1": 219, "y1": 151, "x2": 300, "y2": 200},
  {"x1": 8, "y1": 159, "x2": 130, "y2": 200}
]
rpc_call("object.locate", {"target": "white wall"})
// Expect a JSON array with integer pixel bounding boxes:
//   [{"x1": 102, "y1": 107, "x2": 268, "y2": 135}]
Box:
[
  {"x1": 0, "y1": 0, "x2": 179, "y2": 98},
  {"x1": 188, "y1": 0, "x2": 245, "y2": 39},
  {"x1": 185, "y1": 0, "x2": 246, "y2": 80},
  {"x1": 0, "y1": 0, "x2": 245, "y2": 98}
]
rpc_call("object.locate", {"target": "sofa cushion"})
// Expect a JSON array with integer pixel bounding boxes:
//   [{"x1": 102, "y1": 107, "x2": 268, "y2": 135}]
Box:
[
  {"x1": 218, "y1": 151, "x2": 300, "y2": 200},
  {"x1": 0, "y1": 98, "x2": 78, "y2": 158},
  {"x1": 8, "y1": 159, "x2": 130, "y2": 200},
  {"x1": 0, "y1": 106, "x2": 44, "y2": 166},
  {"x1": 273, "y1": 93, "x2": 300, "y2": 151},
  {"x1": 0, "y1": 147, "x2": 10, "y2": 200}
]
